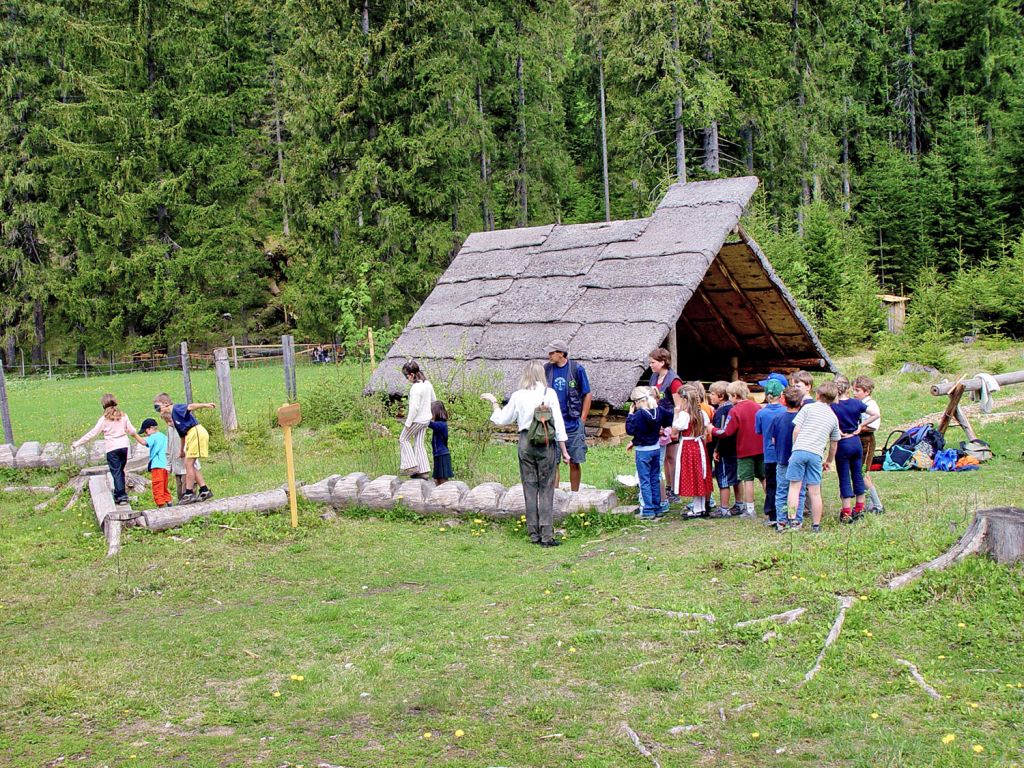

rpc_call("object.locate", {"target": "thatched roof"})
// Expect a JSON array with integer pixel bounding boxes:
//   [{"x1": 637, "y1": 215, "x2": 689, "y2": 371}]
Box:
[{"x1": 369, "y1": 176, "x2": 835, "y2": 405}]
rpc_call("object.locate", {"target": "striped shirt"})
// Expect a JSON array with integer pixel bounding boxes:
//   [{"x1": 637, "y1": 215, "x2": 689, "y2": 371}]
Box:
[{"x1": 792, "y1": 401, "x2": 841, "y2": 455}]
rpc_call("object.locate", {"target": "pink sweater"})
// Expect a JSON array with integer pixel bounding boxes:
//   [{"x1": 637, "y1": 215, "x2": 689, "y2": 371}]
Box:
[{"x1": 73, "y1": 415, "x2": 136, "y2": 452}]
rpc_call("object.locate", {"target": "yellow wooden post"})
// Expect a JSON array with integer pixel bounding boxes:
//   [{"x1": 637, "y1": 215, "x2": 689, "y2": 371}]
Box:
[{"x1": 277, "y1": 403, "x2": 302, "y2": 528}]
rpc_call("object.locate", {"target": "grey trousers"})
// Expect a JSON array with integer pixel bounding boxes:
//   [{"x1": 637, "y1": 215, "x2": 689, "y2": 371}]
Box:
[{"x1": 517, "y1": 431, "x2": 559, "y2": 543}]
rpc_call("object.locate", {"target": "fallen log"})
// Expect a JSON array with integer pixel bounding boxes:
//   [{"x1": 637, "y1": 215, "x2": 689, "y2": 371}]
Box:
[
  {"x1": 931, "y1": 370, "x2": 1024, "y2": 396},
  {"x1": 619, "y1": 722, "x2": 661, "y2": 768},
  {"x1": 734, "y1": 607, "x2": 806, "y2": 628},
  {"x1": 142, "y1": 488, "x2": 290, "y2": 532},
  {"x1": 887, "y1": 507, "x2": 1024, "y2": 589},
  {"x1": 2, "y1": 485, "x2": 57, "y2": 494}
]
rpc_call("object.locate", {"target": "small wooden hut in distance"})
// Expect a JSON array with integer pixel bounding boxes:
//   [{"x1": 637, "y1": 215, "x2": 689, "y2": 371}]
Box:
[{"x1": 369, "y1": 176, "x2": 835, "y2": 406}]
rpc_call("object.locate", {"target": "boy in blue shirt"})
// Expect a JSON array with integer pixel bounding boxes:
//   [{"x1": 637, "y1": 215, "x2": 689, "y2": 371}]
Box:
[
  {"x1": 154, "y1": 392, "x2": 217, "y2": 504},
  {"x1": 768, "y1": 387, "x2": 807, "y2": 531},
  {"x1": 137, "y1": 417, "x2": 172, "y2": 507},
  {"x1": 755, "y1": 378, "x2": 786, "y2": 523}
]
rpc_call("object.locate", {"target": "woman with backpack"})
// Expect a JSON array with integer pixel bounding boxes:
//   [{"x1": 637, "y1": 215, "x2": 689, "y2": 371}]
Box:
[{"x1": 482, "y1": 362, "x2": 570, "y2": 547}]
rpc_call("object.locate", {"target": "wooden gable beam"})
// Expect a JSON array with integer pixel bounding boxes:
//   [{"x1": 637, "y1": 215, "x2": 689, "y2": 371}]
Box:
[
  {"x1": 694, "y1": 287, "x2": 744, "y2": 352},
  {"x1": 710, "y1": 256, "x2": 788, "y2": 359}
]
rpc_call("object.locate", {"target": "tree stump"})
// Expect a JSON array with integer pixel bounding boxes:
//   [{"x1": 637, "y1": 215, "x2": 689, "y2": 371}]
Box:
[{"x1": 888, "y1": 507, "x2": 1024, "y2": 589}]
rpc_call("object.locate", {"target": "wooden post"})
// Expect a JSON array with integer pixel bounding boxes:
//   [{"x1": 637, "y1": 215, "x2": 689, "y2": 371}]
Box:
[
  {"x1": 730, "y1": 355, "x2": 740, "y2": 382},
  {"x1": 282, "y1": 334, "x2": 297, "y2": 402},
  {"x1": 667, "y1": 324, "x2": 678, "y2": 370},
  {"x1": 277, "y1": 403, "x2": 302, "y2": 529},
  {"x1": 46, "y1": 351, "x2": 52, "y2": 379},
  {"x1": 213, "y1": 348, "x2": 239, "y2": 433},
  {"x1": 20, "y1": 348, "x2": 25, "y2": 377},
  {"x1": 0, "y1": 354, "x2": 13, "y2": 444},
  {"x1": 180, "y1": 341, "x2": 193, "y2": 404},
  {"x1": 368, "y1": 327, "x2": 376, "y2": 369},
  {"x1": 109, "y1": 351, "x2": 114, "y2": 375},
  {"x1": 231, "y1": 336, "x2": 238, "y2": 369}
]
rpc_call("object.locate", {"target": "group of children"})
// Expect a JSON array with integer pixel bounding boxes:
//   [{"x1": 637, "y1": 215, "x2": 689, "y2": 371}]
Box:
[
  {"x1": 627, "y1": 366, "x2": 885, "y2": 532},
  {"x1": 72, "y1": 392, "x2": 216, "y2": 508}
]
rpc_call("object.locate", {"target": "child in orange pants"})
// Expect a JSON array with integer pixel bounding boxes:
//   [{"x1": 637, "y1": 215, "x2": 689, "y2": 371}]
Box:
[{"x1": 137, "y1": 418, "x2": 173, "y2": 507}]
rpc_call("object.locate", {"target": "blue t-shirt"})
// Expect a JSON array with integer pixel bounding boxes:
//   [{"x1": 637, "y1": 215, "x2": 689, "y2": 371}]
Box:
[
  {"x1": 755, "y1": 403, "x2": 786, "y2": 463},
  {"x1": 549, "y1": 361, "x2": 591, "y2": 433},
  {"x1": 170, "y1": 403, "x2": 199, "y2": 438},
  {"x1": 768, "y1": 410, "x2": 799, "y2": 466},
  {"x1": 831, "y1": 398, "x2": 868, "y2": 437},
  {"x1": 428, "y1": 421, "x2": 450, "y2": 457},
  {"x1": 711, "y1": 402, "x2": 736, "y2": 458},
  {"x1": 145, "y1": 431, "x2": 169, "y2": 471}
]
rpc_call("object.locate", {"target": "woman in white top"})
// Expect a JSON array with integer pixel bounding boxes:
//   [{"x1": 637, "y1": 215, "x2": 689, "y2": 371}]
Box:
[
  {"x1": 482, "y1": 361, "x2": 571, "y2": 547},
  {"x1": 399, "y1": 360, "x2": 437, "y2": 478}
]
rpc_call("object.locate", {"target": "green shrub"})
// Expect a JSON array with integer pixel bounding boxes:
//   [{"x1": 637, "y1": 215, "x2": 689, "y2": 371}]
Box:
[
  {"x1": 302, "y1": 372, "x2": 359, "y2": 427},
  {"x1": 872, "y1": 329, "x2": 954, "y2": 374}
]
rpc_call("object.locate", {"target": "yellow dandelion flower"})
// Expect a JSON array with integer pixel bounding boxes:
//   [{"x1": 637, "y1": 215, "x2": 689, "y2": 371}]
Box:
[
  {"x1": 130, "y1": 756, "x2": 137, "y2": 760},
  {"x1": 272, "y1": 691, "x2": 281, "y2": 698},
  {"x1": 863, "y1": 630, "x2": 874, "y2": 637},
  {"x1": 290, "y1": 674, "x2": 299, "y2": 680},
  {"x1": 564, "y1": 595, "x2": 570, "y2": 601},
  {"x1": 296, "y1": 675, "x2": 304, "y2": 681},
  {"x1": 942, "y1": 734, "x2": 956, "y2": 744},
  {"x1": 972, "y1": 745, "x2": 984, "y2": 753},
  {"x1": 791, "y1": 576, "x2": 799, "y2": 581},
  {"x1": 455, "y1": 729, "x2": 465, "y2": 738},
  {"x1": 544, "y1": 589, "x2": 551, "y2": 595},
  {"x1": 568, "y1": 646, "x2": 577, "y2": 653},
  {"x1": 750, "y1": 732, "x2": 760, "y2": 739},
  {"x1": 422, "y1": 731, "x2": 432, "y2": 739},
  {"x1": 859, "y1": 595, "x2": 868, "y2": 601},
  {"x1": 870, "y1": 713, "x2": 879, "y2": 719},
  {"x1": 970, "y1": 702, "x2": 979, "y2": 709},
  {"x1": 938, "y1": 654, "x2": 946, "y2": 659},
  {"x1": 958, "y1": 622, "x2": 966, "y2": 628},
  {"x1": 439, "y1": 527, "x2": 446, "y2": 532}
]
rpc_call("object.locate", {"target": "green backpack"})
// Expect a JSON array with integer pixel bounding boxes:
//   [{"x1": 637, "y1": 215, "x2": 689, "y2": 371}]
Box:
[{"x1": 528, "y1": 403, "x2": 555, "y2": 447}]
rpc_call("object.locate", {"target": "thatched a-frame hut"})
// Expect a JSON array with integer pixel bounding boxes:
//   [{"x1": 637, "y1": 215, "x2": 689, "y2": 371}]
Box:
[{"x1": 368, "y1": 176, "x2": 835, "y2": 406}]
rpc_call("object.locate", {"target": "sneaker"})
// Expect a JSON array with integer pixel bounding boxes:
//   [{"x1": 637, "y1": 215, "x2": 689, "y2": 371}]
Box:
[
  {"x1": 666, "y1": 493, "x2": 682, "y2": 505},
  {"x1": 728, "y1": 504, "x2": 745, "y2": 517},
  {"x1": 179, "y1": 492, "x2": 197, "y2": 505},
  {"x1": 871, "y1": 506, "x2": 885, "y2": 515},
  {"x1": 762, "y1": 518, "x2": 778, "y2": 526},
  {"x1": 681, "y1": 508, "x2": 702, "y2": 519},
  {"x1": 540, "y1": 539, "x2": 562, "y2": 548},
  {"x1": 775, "y1": 521, "x2": 787, "y2": 532},
  {"x1": 197, "y1": 488, "x2": 213, "y2": 502},
  {"x1": 786, "y1": 522, "x2": 803, "y2": 532},
  {"x1": 811, "y1": 524, "x2": 821, "y2": 533},
  {"x1": 840, "y1": 509, "x2": 854, "y2": 524},
  {"x1": 708, "y1": 507, "x2": 732, "y2": 519}
]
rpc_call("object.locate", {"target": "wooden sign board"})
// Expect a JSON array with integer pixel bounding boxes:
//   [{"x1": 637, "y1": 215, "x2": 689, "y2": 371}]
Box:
[{"x1": 277, "y1": 403, "x2": 302, "y2": 427}]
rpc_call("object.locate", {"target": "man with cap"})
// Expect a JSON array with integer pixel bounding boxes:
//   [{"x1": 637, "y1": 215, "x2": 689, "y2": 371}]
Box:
[
  {"x1": 755, "y1": 374, "x2": 788, "y2": 523},
  {"x1": 543, "y1": 339, "x2": 592, "y2": 492}
]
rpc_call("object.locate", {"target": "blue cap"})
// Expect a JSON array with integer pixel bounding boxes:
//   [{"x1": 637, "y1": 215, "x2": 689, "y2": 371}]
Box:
[{"x1": 758, "y1": 372, "x2": 789, "y2": 390}]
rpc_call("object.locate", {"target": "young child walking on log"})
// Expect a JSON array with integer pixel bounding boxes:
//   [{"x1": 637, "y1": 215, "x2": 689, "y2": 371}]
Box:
[
  {"x1": 137, "y1": 418, "x2": 172, "y2": 508},
  {"x1": 72, "y1": 393, "x2": 139, "y2": 506},
  {"x1": 154, "y1": 393, "x2": 216, "y2": 505},
  {"x1": 429, "y1": 400, "x2": 453, "y2": 485}
]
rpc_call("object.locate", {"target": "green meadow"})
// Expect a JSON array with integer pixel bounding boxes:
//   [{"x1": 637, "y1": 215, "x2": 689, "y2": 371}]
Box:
[{"x1": 1, "y1": 345, "x2": 1022, "y2": 767}]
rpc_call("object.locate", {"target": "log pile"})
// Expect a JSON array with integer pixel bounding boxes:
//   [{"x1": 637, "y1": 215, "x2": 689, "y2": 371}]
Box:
[{"x1": 140, "y1": 472, "x2": 619, "y2": 534}]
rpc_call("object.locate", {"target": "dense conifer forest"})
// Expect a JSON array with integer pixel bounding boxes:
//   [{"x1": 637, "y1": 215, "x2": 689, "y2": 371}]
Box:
[{"x1": 2, "y1": 0, "x2": 1023, "y2": 363}]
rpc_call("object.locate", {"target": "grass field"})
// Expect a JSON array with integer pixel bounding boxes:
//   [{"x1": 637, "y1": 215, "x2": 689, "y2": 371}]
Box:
[{"x1": 1, "y1": 345, "x2": 1023, "y2": 766}]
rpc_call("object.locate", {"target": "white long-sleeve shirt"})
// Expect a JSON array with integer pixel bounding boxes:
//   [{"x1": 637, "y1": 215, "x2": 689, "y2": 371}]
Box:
[
  {"x1": 489, "y1": 383, "x2": 568, "y2": 443},
  {"x1": 405, "y1": 380, "x2": 437, "y2": 427},
  {"x1": 73, "y1": 414, "x2": 136, "y2": 452}
]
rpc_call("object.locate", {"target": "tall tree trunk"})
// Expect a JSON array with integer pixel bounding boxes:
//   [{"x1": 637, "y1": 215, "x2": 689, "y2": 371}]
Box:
[
  {"x1": 597, "y1": 42, "x2": 610, "y2": 222},
  {"x1": 32, "y1": 300, "x2": 44, "y2": 365},
  {"x1": 702, "y1": 121, "x2": 720, "y2": 174},
  {"x1": 841, "y1": 98, "x2": 851, "y2": 212},
  {"x1": 477, "y1": 82, "x2": 494, "y2": 231},
  {"x1": 270, "y1": 48, "x2": 289, "y2": 237},
  {"x1": 515, "y1": 40, "x2": 528, "y2": 227},
  {"x1": 905, "y1": 0, "x2": 917, "y2": 158},
  {"x1": 671, "y1": 2, "x2": 686, "y2": 182},
  {"x1": 742, "y1": 122, "x2": 754, "y2": 173}
]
